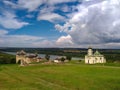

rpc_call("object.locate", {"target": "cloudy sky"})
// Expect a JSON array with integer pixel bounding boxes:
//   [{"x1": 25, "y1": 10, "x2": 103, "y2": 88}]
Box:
[{"x1": 0, "y1": 0, "x2": 120, "y2": 48}]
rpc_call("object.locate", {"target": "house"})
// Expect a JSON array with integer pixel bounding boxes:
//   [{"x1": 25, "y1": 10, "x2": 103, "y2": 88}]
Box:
[{"x1": 54, "y1": 58, "x2": 61, "y2": 63}]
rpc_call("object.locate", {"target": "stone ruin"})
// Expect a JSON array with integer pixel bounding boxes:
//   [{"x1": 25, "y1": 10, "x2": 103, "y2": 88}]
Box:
[{"x1": 16, "y1": 50, "x2": 42, "y2": 66}]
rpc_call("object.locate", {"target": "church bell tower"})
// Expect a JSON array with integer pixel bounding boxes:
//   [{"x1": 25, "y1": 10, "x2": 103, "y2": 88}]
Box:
[{"x1": 88, "y1": 46, "x2": 93, "y2": 56}]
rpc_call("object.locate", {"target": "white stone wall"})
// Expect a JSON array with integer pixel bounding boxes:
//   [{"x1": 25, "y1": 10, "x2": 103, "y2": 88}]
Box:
[
  {"x1": 85, "y1": 55, "x2": 106, "y2": 64},
  {"x1": 16, "y1": 55, "x2": 25, "y2": 63}
]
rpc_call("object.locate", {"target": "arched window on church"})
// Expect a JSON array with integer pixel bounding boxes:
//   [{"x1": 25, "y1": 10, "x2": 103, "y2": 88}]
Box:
[{"x1": 100, "y1": 57, "x2": 102, "y2": 63}]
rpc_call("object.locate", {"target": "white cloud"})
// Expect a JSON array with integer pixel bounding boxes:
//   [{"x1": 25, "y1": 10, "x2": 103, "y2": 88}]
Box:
[
  {"x1": 46, "y1": 0, "x2": 77, "y2": 5},
  {"x1": 3, "y1": 0, "x2": 18, "y2": 9},
  {"x1": 0, "y1": 11, "x2": 29, "y2": 29},
  {"x1": 0, "y1": 30, "x2": 8, "y2": 36},
  {"x1": 26, "y1": 14, "x2": 34, "y2": 18},
  {"x1": 2, "y1": 0, "x2": 120, "y2": 48},
  {"x1": 0, "y1": 34, "x2": 45, "y2": 47},
  {"x1": 0, "y1": 31, "x2": 74, "y2": 47},
  {"x1": 17, "y1": 0, "x2": 44, "y2": 11},
  {"x1": 61, "y1": 5, "x2": 73, "y2": 13},
  {"x1": 15, "y1": 0, "x2": 79, "y2": 24},
  {"x1": 56, "y1": 35, "x2": 73, "y2": 46},
  {"x1": 37, "y1": 4, "x2": 68, "y2": 23},
  {"x1": 3, "y1": 0, "x2": 77, "y2": 23},
  {"x1": 40, "y1": 5, "x2": 56, "y2": 13},
  {"x1": 17, "y1": 0, "x2": 77, "y2": 12},
  {"x1": 3, "y1": 0, "x2": 78, "y2": 12},
  {"x1": 32, "y1": 40, "x2": 56, "y2": 47},
  {"x1": 0, "y1": 34, "x2": 64, "y2": 47},
  {"x1": 55, "y1": 0, "x2": 120, "y2": 48},
  {"x1": 37, "y1": 13, "x2": 65, "y2": 23}
]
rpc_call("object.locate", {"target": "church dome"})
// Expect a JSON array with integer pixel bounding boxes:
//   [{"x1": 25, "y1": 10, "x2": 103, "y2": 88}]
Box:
[{"x1": 94, "y1": 50, "x2": 101, "y2": 56}]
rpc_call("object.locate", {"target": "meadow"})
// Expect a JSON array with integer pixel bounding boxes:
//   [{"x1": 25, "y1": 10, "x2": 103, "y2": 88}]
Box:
[{"x1": 0, "y1": 63, "x2": 120, "y2": 90}]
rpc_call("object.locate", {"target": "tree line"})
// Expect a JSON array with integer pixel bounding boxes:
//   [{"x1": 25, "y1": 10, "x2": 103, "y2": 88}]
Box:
[{"x1": 0, "y1": 52, "x2": 16, "y2": 64}]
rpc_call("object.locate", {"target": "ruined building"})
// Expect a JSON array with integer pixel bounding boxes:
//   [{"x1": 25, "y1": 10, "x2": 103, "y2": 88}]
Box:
[{"x1": 16, "y1": 50, "x2": 42, "y2": 66}]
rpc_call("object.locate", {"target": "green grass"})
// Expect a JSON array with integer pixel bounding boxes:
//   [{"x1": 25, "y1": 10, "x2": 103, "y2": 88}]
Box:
[{"x1": 0, "y1": 63, "x2": 120, "y2": 90}]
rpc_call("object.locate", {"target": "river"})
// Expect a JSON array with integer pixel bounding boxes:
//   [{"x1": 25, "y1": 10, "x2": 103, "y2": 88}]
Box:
[{"x1": 4, "y1": 52, "x2": 84, "y2": 60}]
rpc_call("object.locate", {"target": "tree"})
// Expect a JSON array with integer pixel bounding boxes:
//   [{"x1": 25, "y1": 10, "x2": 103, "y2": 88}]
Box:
[
  {"x1": 66, "y1": 55, "x2": 72, "y2": 61},
  {"x1": 61, "y1": 57, "x2": 65, "y2": 62},
  {"x1": 45, "y1": 54, "x2": 50, "y2": 61}
]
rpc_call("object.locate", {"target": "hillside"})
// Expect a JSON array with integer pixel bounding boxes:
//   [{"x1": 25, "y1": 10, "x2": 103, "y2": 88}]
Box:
[{"x1": 0, "y1": 64, "x2": 120, "y2": 90}]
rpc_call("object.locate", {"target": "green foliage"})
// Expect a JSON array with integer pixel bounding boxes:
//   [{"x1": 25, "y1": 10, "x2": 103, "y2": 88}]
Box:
[
  {"x1": 45, "y1": 54, "x2": 50, "y2": 61},
  {"x1": 0, "y1": 52, "x2": 15, "y2": 64},
  {"x1": 61, "y1": 57, "x2": 65, "y2": 62},
  {"x1": 66, "y1": 55, "x2": 72, "y2": 61},
  {"x1": 105, "y1": 54, "x2": 120, "y2": 63}
]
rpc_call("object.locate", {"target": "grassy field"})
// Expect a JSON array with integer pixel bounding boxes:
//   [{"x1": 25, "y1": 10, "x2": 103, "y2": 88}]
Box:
[{"x1": 0, "y1": 63, "x2": 120, "y2": 90}]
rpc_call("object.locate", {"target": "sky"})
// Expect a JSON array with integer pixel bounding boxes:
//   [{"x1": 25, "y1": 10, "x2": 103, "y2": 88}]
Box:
[{"x1": 0, "y1": 0, "x2": 120, "y2": 48}]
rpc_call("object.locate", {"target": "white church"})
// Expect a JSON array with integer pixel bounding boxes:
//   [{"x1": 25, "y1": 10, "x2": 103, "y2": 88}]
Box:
[{"x1": 85, "y1": 47, "x2": 106, "y2": 64}]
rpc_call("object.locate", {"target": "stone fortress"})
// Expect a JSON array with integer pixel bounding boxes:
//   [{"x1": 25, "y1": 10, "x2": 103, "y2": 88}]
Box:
[
  {"x1": 16, "y1": 50, "x2": 42, "y2": 66},
  {"x1": 85, "y1": 47, "x2": 106, "y2": 64},
  {"x1": 16, "y1": 50, "x2": 68, "y2": 66}
]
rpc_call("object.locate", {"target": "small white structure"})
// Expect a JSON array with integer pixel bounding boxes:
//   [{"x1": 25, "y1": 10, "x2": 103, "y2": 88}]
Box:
[
  {"x1": 53, "y1": 56, "x2": 66, "y2": 63},
  {"x1": 54, "y1": 59, "x2": 61, "y2": 63},
  {"x1": 85, "y1": 47, "x2": 106, "y2": 64}
]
